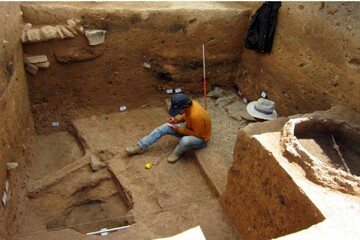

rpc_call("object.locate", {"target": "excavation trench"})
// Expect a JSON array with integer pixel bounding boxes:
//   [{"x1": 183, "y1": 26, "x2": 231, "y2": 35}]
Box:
[
  {"x1": 23, "y1": 130, "x2": 134, "y2": 235},
  {"x1": 19, "y1": 105, "x2": 240, "y2": 239},
  {"x1": 3, "y1": 2, "x2": 360, "y2": 240},
  {"x1": 16, "y1": 2, "x2": 250, "y2": 238}
]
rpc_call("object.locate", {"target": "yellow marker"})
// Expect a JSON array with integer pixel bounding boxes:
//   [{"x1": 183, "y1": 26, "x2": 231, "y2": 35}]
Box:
[{"x1": 145, "y1": 163, "x2": 152, "y2": 169}]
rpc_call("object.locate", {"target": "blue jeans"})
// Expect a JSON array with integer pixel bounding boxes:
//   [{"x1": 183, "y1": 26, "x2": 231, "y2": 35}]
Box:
[{"x1": 138, "y1": 123, "x2": 206, "y2": 155}]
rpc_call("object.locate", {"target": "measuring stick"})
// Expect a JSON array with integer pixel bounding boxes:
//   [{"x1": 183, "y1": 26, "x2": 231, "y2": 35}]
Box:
[
  {"x1": 331, "y1": 135, "x2": 351, "y2": 173},
  {"x1": 202, "y1": 44, "x2": 207, "y2": 109},
  {"x1": 86, "y1": 225, "x2": 131, "y2": 236}
]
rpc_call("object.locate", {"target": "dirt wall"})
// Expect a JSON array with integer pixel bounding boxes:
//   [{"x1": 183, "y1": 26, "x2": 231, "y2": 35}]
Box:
[
  {"x1": 219, "y1": 119, "x2": 325, "y2": 240},
  {"x1": 0, "y1": 2, "x2": 34, "y2": 238},
  {"x1": 20, "y1": 2, "x2": 251, "y2": 133},
  {"x1": 236, "y1": 2, "x2": 360, "y2": 116}
]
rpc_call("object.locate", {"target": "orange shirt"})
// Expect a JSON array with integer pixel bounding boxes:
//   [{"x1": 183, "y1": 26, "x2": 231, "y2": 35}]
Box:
[{"x1": 175, "y1": 101, "x2": 211, "y2": 142}]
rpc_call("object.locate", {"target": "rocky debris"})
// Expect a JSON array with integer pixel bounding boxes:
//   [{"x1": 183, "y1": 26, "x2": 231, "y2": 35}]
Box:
[
  {"x1": 207, "y1": 87, "x2": 256, "y2": 122},
  {"x1": 89, "y1": 154, "x2": 107, "y2": 171},
  {"x1": 25, "y1": 63, "x2": 38, "y2": 75},
  {"x1": 35, "y1": 61, "x2": 50, "y2": 69},
  {"x1": 24, "y1": 55, "x2": 47, "y2": 64},
  {"x1": 24, "y1": 55, "x2": 50, "y2": 75},
  {"x1": 225, "y1": 100, "x2": 255, "y2": 122},
  {"x1": 6, "y1": 162, "x2": 18, "y2": 170},
  {"x1": 85, "y1": 29, "x2": 106, "y2": 46},
  {"x1": 207, "y1": 87, "x2": 228, "y2": 98},
  {"x1": 215, "y1": 94, "x2": 236, "y2": 108},
  {"x1": 54, "y1": 46, "x2": 105, "y2": 63},
  {"x1": 21, "y1": 19, "x2": 83, "y2": 43}
]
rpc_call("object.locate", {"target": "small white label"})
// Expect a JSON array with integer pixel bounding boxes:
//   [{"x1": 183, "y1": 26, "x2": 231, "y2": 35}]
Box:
[
  {"x1": 174, "y1": 88, "x2": 182, "y2": 93},
  {"x1": 166, "y1": 89, "x2": 173, "y2": 94},
  {"x1": 167, "y1": 123, "x2": 180, "y2": 127},
  {"x1": 243, "y1": 97, "x2": 248, "y2": 103},
  {"x1": 52, "y1": 122, "x2": 59, "y2": 127},
  {"x1": 261, "y1": 91, "x2": 267, "y2": 98},
  {"x1": 119, "y1": 106, "x2": 127, "y2": 112}
]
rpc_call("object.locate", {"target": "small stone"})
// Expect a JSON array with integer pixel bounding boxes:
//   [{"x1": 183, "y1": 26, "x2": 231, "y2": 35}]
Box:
[
  {"x1": 40, "y1": 26, "x2": 58, "y2": 39},
  {"x1": 215, "y1": 94, "x2": 236, "y2": 108},
  {"x1": 24, "y1": 55, "x2": 48, "y2": 64},
  {"x1": 77, "y1": 25, "x2": 84, "y2": 33},
  {"x1": 207, "y1": 87, "x2": 227, "y2": 98},
  {"x1": 6, "y1": 162, "x2": 18, "y2": 170},
  {"x1": 67, "y1": 19, "x2": 76, "y2": 27},
  {"x1": 141, "y1": 12, "x2": 149, "y2": 20},
  {"x1": 26, "y1": 29, "x2": 41, "y2": 42},
  {"x1": 85, "y1": 29, "x2": 106, "y2": 46},
  {"x1": 90, "y1": 154, "x2": 106, "y2": 171},
  {"x1": 25, "y1": 63, "x2": 38, "y2": 75},
  {"x1": 60, "y1": 26, "x2": 75, "y2": 37},
  {"x1": 23, "y1": 23, "x2": 32, "y2": 31},
  {"x1": 56, "y1": 26, "x2": 64, "y2": 39},
  {"x1": 143, "y1": 62, "x2": 151, "y2": 69},
  {"x1": 35, "y1": 61, "x2": 50, "y2": 69}
]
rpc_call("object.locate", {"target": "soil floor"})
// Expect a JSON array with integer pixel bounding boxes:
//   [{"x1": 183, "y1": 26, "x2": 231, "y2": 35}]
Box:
[{"x1": 13, "y1": 95, "x2": 249, "y2": 240}]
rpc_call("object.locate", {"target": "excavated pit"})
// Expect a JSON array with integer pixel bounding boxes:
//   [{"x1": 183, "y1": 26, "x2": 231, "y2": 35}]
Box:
[
  {"x1": 281, "y1": 116, "x2": 360, "y2": 195},
  {"x1": 295, "y1": 120, "x2": 360, "y2": 176}
]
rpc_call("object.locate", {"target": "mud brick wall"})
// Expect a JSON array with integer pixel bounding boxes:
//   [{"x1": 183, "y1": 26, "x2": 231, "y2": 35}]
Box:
[
  {"x1": 0, "y1": 2, "x2": 33, "y2": 238},
  {"x1": 220, "y1": 119, "x2": 325, "y2": 240}
]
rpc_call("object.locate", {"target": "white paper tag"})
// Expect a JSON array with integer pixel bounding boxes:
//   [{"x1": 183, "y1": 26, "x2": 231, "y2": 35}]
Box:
[
  {"x1": 119, "y1": 106, "x2": 127, "y2": 112},
  {"x1": 52, "y1": 122, "x2": 59, "y2": 127},
  {"x1": 167, "y1": 123, "x2": 180, "y2": 127},
  {"x1": 166, "y1": 89, "x2": 173, "y2": 94},
  {"x1": 174, "y1": 88, "x2": 182, "y2": 93},
  {"x1": 261, "y1": 91, "x2": 267, "y2": 98},
  {"x1": 2, "y1": 191, "x2": 7, "y2": 206}
]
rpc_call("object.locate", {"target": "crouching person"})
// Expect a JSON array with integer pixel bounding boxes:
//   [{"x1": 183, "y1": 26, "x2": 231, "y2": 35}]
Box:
[{"x1": 125, "y1": 93, "x2": 211, "y2": 163}]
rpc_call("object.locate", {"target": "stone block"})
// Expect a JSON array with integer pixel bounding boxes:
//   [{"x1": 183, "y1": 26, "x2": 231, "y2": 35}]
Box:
[{"x1": 25, "y1": 63, "x2": 38, "y2": 75}]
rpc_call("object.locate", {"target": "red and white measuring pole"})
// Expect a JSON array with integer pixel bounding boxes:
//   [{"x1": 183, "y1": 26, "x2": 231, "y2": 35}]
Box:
[{"x1": 202, "y1": 44, "x2": 207, "y2": 109}]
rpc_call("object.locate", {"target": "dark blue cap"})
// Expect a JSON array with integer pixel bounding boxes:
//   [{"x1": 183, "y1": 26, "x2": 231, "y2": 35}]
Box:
[{"x1": 168, "y1": 93, "x2": 189, "y2": 117}]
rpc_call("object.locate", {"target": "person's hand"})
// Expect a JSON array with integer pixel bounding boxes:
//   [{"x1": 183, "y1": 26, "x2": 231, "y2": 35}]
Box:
[
  {"x1": 168, "y1": 117, "x2": 177, "y2": 124},
  {"x1": 171, "y1": 124, "x2": 179, "y2": 132}
]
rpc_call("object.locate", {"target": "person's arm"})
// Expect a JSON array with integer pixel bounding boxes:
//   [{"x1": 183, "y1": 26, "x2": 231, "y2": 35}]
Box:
[
  {"x1": 177, "y1": 116, "x2": 204, "y2": 138},
  {"x1": 175, "y1": 114, "x2": 186, "y2": 123}
]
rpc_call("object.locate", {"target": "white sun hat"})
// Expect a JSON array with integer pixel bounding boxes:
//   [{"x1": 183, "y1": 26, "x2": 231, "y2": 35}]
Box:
[{"x1": 246, "y1": 98, "x2": 278, "y2": 120}]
